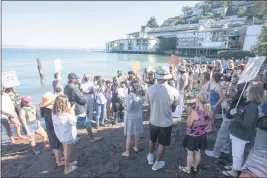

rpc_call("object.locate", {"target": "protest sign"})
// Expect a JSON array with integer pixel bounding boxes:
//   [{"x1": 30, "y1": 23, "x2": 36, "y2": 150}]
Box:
[
  {"x1": 54, "y1": 58, "x2": 61, "y2": 72},
  {"x1": 2, "y1": 70, "x2": 20, "y2": 88},
  {"x1": 132, "y1": 61, "x2": 141, "y2": 72},
  {"x1": 238, "y1": 56, "x2": 266, "y2": 84},
  {"x1": 168, "y1": 55, "x2": 180, "y2": 66}
]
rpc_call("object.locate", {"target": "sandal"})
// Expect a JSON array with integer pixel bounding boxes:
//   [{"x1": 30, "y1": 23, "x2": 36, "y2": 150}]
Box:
[
  {"x1": 122, "y1": 152, "x2": 129, "y2": 157},
  {"x1": 191, "y1": 163, "x2": 198, "y2": 172},
  {"x1": 132, "y1": 147, "x2": 138, "y2": 153},
  {"x1": 90, "y1": 136, "x2": 103, "y2": 143},
  {"x1": 179, "y1": 166, "x2": 190, "y2": 174},
  {"x1": 64, "y1": 165, "x2": 77, "y2": 175}
]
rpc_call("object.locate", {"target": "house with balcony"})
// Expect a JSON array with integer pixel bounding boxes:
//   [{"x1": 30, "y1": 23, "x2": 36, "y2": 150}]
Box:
[{"x1": 105, "y1": 26, "x2": 159, "y2": 54}]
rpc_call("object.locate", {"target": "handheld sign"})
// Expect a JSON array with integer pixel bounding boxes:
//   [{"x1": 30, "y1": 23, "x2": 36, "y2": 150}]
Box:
[
  {"x1": 168, "y1": 55, "x2": 180, "y2": 66},
  {"x1": 132, "y1": 61, "x2": 141, "y2": 72},
  {"x1": 238, "y1": 56, "x2": 266, "y2": 84},
  {"x1": 54, "y1": 58, "x2": 61, "y2": 72},
  {"x1": 2, "y1": 70, "x2": 20, "y2": 88},
  {"x1": 235, "y1": 56, "x2": 266, "y2": 108}
]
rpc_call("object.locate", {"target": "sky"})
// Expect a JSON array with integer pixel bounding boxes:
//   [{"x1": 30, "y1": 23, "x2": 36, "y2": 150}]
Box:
[{"x1": 2, "y1": 1, "x2": 200, "y2": 49}]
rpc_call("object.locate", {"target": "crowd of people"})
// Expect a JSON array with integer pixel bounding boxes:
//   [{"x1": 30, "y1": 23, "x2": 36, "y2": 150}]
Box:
[{"x1": 1, "y1": 57, "x2": 267, "y2": 177}]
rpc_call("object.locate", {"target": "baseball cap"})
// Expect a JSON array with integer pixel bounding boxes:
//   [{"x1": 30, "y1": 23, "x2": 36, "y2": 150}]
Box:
[
  {"x1": 21, "y1": 96, "x2": 32, "y2": 103},
  {"x1": 68, "y1": 73, "x2": 78, "y2": 80}
]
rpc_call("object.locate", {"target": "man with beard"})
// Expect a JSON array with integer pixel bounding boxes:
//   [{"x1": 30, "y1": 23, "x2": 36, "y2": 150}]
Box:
[{"x1": 64, "y1": 73, "x2": 102, "y2": 143}]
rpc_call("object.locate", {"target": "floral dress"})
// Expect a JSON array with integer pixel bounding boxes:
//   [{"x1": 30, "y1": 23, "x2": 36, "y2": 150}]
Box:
[{"x1": 124, "y1": 93, "x2": 145, "y2": 136}]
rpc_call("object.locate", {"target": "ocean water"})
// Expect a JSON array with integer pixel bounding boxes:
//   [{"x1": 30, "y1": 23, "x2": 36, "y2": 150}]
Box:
[
  {"x1": 1, "y1": 48, "x2": 169, "y2": 141},
  {"x1": 2, "y1": 48, "x2": 170, "y2": 104}
]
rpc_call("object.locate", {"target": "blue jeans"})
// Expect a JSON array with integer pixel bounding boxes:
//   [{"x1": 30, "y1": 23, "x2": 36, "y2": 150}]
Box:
[{"x1": 96, "y1": 103, "x2": 106, "y2": 126}]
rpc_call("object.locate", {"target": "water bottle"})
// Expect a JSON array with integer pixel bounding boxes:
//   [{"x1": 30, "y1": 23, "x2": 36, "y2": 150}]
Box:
[{"x1": 192, "y1": 88, "x2": 196, "y2": 96}]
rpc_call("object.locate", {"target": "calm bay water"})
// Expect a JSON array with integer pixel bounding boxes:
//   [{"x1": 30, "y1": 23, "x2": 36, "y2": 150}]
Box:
[
  {"x1": 3, "y1": 48, "x2": 170, "y2": 105},
  {"x1": 2, "y1": 48, "x2": 169, "y2": 141}
]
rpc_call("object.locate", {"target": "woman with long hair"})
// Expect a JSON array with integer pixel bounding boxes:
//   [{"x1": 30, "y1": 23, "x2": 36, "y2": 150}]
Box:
[
  {"x1": 178, "y1": 91, "x2": 212, "y2": 174},
  {"x1": 222, "y1": 85, "x2": 264, "y2": 177},
  {"x1": 122, "y1": 80, "x2": 145, "y2": 157},
  {"x1": 52, "y1": 95, "x2": 78, "y2": 175}
]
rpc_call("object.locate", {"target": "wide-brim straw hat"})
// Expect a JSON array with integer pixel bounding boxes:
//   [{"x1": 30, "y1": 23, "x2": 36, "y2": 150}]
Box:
[
  {"x1": 155, "y1": 66, "x2": 172, "y2": 80},
  {"x1": 40, "y1": 92, "x2": 56, "y2": 108}
]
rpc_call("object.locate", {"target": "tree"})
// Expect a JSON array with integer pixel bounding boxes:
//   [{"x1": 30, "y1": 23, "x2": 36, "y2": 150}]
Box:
[
  {"x1": 182, "y1": 6, "x2": 193, "y2": 16},
  {"x1": 252, "y1": 1, "x2": 267, "y2": 15},
  {"x1": 252, "y1": 26, "x2": 267, "y2": 56},
  {"x1": 146, "y1": 16, "x2": 159, "y2": 28},
  {"x1": 237, "y1": 7, "x2": 247, "y2": 17}
]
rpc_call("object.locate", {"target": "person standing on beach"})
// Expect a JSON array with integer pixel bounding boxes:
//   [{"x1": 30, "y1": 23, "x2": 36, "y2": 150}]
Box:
[
  {"x1": 19, "y1": 96, "x2": 49, "y2": 155},
  {"x1": 64, "y1": 73, "x2": 102, "y2": 143},
  {"x1": 1, "y1": 91, "x2": 23, "y2": 145},
  {"x1": 52, "y1": 95, "x2": 78, "y2": 175},
  {"x1": 52, "y1": 72, "x2": 62, "y2": 94},
  {"x1": 146, "y1": 66, "x2": 178, "y2": 171},
  {"x1": 81, "y1": 73, "x2": 96, "y2": 123},
  {"x1": 40, "y1": 92, "x2": 64, "y2": 167}
]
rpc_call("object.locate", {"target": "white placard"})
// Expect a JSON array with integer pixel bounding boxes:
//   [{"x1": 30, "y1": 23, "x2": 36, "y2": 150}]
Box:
[
  {"x1": 238, "y1": 56, "x2": 266, "y2": 84},
  {"x1": 54, "y1": 58, "x2": 61, "y2": 72},
  {"x1": 2, "y1": 70, "x2": 20, "y2": 88}
]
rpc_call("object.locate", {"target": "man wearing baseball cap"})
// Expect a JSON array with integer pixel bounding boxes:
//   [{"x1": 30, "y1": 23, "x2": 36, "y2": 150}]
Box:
[
  {"x1": 64, "y1": 73, "x2": 102, "y2": 143},
  {"x1": 145, "y1": 66, "x2": 179, "y2": 171}
]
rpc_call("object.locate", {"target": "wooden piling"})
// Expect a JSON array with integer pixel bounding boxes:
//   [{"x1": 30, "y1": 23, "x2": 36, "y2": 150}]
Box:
[{"x1": 36, "y1": 58, "x2": 44, "y2": 87}]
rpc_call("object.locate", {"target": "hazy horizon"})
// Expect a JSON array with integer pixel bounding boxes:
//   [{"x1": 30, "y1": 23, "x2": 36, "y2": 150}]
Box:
[{"x1": 3, "y1": 1, "x2": 200, "y2": 49}]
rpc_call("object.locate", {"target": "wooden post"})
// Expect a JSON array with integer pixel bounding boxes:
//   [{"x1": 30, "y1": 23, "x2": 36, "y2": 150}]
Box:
[{"x1": 36, "y1": 58, "x2": 44, "y2": 87}]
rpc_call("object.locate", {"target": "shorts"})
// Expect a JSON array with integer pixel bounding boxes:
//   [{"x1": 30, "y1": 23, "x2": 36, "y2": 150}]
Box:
[
  {"x1": 1, "y1": 114, "x2": 10, "y2": 122},
  {"x1": 76, "y1": 116, "x2": 91, "y2": 129},
  {"x1": 149, "y1": 123, "x2": 172, "y2": 146},
  {"x1": 21, "y1": 119, "x2": 46, "y2": 135}
]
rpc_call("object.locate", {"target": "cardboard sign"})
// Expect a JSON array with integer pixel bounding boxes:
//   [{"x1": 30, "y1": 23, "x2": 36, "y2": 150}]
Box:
[
  {"x1": 168, "y1": 55, "x2": 180, "y2": 66},
  {"x1": 54, "y1": 58, "x2": 61, "y2": 72},
  {"x1": 238, "y1": 56, "x2": 266, "y2": 84},
  {"x1": 2, "y1": 70, "x2": 20, "y2": 88},
  {"x1": 132, "y1": 61, "x2": 141, "y2": 72}
]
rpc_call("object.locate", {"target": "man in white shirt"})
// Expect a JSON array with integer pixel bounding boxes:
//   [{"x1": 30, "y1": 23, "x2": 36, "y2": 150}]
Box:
[
  {"x1": 81, "y1": 74, "x2": 96, "y2": 123},
  {"x1": 146, "y1": 66, "x2": 179, "y2": 171}
]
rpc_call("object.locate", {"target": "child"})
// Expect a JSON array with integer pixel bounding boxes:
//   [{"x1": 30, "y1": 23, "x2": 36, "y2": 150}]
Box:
[
  {"x1": 52, "y1": 95, "x2": 78, "y2": 175},
  {"x1": 179, "y1": 91, "x2": 212, "y2": 174}
]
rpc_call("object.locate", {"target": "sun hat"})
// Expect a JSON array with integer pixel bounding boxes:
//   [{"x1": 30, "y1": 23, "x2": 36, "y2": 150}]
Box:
[
  {"x1": 40, "y1": 92, "x2": 56, "y2": 108},
  {"x1": 155, "y1": 66, "x2": 172, "y2": 80},
  {"x1": 21, "y1": 96, "x2": 32, "y2": 103},
  {"x1": 68, "y1": 73, "x2": 78, "y2": 80}
]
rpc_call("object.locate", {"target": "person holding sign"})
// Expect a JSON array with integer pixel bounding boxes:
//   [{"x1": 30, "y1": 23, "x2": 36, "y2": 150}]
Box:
[{"x1": 222, "y1": 85, "x2": 264, "y2": 177}]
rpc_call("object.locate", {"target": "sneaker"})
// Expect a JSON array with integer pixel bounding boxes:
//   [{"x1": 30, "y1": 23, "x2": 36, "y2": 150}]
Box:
[
  {"x1": 33, "y1": 149, "x2": 41, "y2": 155},
  {"x1": 221, "y1": 149, "x2": 230, "y2": 155},
  {"x1": 224, "y1": 165, "x2": 232, "y2": 170},
  {"x1": 152, "y1": 161, "x2": 165, "y2": 171},
  {"x1": 205, "y1": 150, "x2": 219, "y2": 158},
  {"x1": 147, "y1": 153, "x2": 154, "y2": 165},
  {"x1": 222, "y1": 169, "x2": 238, "y2": 177}
]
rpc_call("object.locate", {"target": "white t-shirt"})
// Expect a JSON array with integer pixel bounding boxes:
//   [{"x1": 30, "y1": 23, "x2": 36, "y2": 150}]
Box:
[
  {"x1": 81, "y1": 81, "x2": 96, "y2": 100},
  {"x1": 1, "y1": 93, "x2": 15, "y2": 114},
  {"x1": 96, "y1": 93, "x2": 107, "y2": 104},
  {"x1": 52, "y1": 113, "x2": 77, "y2": 144},
  {"x1": 146, "y1": 83, "x2": 179, "y2": 127}
]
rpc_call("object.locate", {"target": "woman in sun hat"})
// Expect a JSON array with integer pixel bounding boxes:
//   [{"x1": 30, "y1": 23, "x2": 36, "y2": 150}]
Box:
[
  {"x1": 19, "y1": 96, "x2": 49, "y2": 155},
  {"x1": 40, "y1": 92, "x2": 64, "y2": 167}
]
